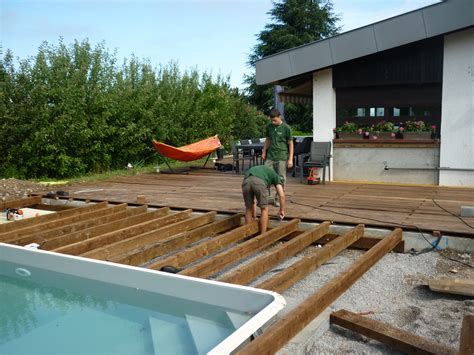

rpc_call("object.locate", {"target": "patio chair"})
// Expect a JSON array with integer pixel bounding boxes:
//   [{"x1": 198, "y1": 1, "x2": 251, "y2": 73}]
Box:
[
  {"x1": 300, "y1": 141, "x2": 332, "y2": 184},
  {"x1": 292, "y1": 137, "x2": 313, "y2": 177},
  {"x1": 232, "y1": 143, "x2": 254, "y2": 174},
  {"x1": 251, "y1": 138, "x2": 263, "y2": 165}
]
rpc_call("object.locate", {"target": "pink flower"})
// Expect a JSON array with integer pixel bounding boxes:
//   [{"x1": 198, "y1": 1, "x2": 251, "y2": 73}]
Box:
[
  {"x1": 372, "y1": 135, "x2": 378, "y2": 140},
  {"x1": 399, "y1": 127, "x2": 405, "y2": 132},
  {"x1": 364, "y1": 131, "x2": 369, "y2": 136},
  {"x1": 431, "y1": 124, "x2": 436, "y2": 130},
  {"x1": 357, "y1": 128, "x2": 362, "y2": 135},
  {"x1": 391, "y1": 132, "x2": 395, "y2": 137}
]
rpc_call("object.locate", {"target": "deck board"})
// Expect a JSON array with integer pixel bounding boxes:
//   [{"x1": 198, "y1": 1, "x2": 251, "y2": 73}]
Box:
[{"x1": 65, "y1": 170, "x2": 474, "y2": 236}]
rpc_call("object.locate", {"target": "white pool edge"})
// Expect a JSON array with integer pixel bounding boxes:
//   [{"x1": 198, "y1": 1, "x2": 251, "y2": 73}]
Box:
[{"x1": 0, "y1": 243, "x2": 286, "y2": 354}]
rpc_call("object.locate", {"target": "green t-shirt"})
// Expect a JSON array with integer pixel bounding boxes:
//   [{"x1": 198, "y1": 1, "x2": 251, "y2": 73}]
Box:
[
  {"x1": 245, "y1": 165, "x2": 283, "y2": 187},
  {"x1": 265, "y1": 122, "x2": 292, "y2": 161}
]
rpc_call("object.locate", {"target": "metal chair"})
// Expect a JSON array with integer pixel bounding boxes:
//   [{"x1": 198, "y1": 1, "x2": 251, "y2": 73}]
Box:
[
  {"x1": 292, "y1": 137, "x2": 313, "y2": 177},
  {"x1": 251, "y1": 138, "x2": 263, "y2": 165},
  {"x1": 232, "y1": 143, "x2": 254, "y2": 173},
  {"x1": 300, "y1": 141, "x2": 332, "y2": 184}
]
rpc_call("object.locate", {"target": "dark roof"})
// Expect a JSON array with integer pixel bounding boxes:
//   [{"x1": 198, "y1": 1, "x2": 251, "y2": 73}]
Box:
[{"x1": 256, "y1": 0, "x2": 473, "y2": 85}]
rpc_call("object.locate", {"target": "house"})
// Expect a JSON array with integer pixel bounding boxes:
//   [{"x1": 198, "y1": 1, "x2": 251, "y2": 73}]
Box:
[{"x1": 256, "y1": 0, "x2": 473, "y2": 186}]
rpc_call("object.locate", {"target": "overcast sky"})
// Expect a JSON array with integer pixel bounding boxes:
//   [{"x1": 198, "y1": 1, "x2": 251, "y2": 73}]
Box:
[{"x1": 1, "y1": 0, "x2": 440, "y2": 88}]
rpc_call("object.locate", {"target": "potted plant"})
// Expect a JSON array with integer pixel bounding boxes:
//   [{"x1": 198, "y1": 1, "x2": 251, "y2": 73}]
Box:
[
  {"x1": 335, "y1": 121, "x2": 362, "y2": 139},
  {"x1": 373, "y1": 121, "x2": 396, "y2": 139},
  {"x1": 402, "y1": 120, "x2": 432, "y2": 140}
]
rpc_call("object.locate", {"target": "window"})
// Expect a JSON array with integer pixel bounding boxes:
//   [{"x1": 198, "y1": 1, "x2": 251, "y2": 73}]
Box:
[{"x1": 369, "y1": 107, "x2": 384, "y2": 117}]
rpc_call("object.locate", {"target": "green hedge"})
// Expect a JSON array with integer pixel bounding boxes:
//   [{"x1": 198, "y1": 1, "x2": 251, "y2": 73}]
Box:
[{"x1": 1, "y1": 39, "x2": 268, "y2": 178}]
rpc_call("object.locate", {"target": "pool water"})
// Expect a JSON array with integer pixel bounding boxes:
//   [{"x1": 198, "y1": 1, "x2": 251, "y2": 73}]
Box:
[{"x1": 0, "y1": 261, "x2": 253, "y2": 355}]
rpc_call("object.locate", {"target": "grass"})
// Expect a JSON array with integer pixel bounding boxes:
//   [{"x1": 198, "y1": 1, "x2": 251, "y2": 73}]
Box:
[
  {"x1": 292, "y1": 130, "x2": 312, "y2": 136},
  {"x1": 36, "y1": 157, "x2": 210, "y2": 186}
]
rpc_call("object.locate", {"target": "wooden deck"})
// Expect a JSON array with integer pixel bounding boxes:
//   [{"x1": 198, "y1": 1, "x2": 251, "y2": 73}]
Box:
[{"x1": 64, "y1": 169, "x2": 474, "y2": 236}]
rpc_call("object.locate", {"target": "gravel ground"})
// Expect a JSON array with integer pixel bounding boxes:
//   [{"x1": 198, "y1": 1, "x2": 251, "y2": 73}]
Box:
[
  {"x1": 259, "y1": 247, "x2": 474, "y2": 354},
  {"x1": 0, "y1": 178, "x2": 50, "y2": 202}
]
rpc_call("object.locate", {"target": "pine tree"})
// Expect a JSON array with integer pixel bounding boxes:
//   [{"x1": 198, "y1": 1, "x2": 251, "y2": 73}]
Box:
[{"x1": 245, "y1": 0, "x2": 340, "y2": 130}]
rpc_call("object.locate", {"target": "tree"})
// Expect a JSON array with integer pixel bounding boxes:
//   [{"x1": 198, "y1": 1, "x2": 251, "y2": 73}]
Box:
[{"x1": 244, "y1": 0, "x2": 340, "y2": 130}]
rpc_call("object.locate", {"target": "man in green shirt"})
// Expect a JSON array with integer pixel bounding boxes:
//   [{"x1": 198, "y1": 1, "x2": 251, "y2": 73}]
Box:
[
  {"x1": 242, "y1": 165, "x2": 286, "y2": 233},
  {"x1": 262, "y1": 109, "x2": 293, "y2": 207}
]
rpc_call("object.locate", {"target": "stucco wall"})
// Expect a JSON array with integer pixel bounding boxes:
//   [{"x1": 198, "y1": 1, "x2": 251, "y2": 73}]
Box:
[
  {"x1": 313, "y1": 69, "x2": 336, "y2": 180},
  {"x1": 439, "y1": 28, "x2": 474, "y2": 186},
  {"x1": 334, "y1": 146, "x2": 440, "y2": 184}
]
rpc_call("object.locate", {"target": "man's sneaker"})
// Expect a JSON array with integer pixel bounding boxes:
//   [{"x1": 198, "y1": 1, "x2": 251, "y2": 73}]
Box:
[{"x1": 274, "y1": 195, "x2": 280, "y2": 207}]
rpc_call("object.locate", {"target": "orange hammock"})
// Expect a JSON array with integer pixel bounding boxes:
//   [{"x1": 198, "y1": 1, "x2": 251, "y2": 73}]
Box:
[{"x1": 152, "y1": 135, "x2": 221, "y2": 162}]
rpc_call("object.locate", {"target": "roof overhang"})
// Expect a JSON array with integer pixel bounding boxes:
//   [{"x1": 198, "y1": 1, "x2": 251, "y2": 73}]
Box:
[{"x1": 256, "y1": 0, "x2": 474, "y2": 85}]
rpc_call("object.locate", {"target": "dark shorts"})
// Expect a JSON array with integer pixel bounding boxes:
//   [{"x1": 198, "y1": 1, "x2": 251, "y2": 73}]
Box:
[{"x1": 242, "y1": 176, "x2": 270, "y2": 208}]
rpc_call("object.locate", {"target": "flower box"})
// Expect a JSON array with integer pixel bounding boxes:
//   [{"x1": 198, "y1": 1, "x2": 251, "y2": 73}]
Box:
[
  {"x1": 374, "y1": 132, "x2": 396, "y2": 139},
  {"x1": 402, "y1": 132, "x2": 432, "y2": 140},
  {"x1": 337, "y1": 132, "x2": 363, "y2": 139}
]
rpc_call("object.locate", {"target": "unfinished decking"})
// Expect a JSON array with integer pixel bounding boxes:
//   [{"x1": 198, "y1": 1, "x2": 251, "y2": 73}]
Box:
[{"x1": 64, "y1": 170, "x2": 474, "y2": 236}]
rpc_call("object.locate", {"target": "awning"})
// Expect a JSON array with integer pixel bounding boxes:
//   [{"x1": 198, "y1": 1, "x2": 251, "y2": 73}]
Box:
[{"x1": 278, "y1": 81, "x2": 312, "y2": 104}]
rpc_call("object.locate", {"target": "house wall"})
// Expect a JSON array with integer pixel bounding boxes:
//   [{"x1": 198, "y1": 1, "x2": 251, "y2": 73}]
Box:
[
  {"x1": 439, "y1": 28, "x2": 474, "y2": 187},
  {"x1": 312, "y1": 69, "x2": 336, "y2": 180},
  {"x1": 333, "y1": 145, "x2": 440, "y2": 184}
]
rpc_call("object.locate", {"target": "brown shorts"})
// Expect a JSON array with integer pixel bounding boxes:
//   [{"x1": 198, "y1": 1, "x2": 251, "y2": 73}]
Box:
[{"x1": 242, "y1": 176, "x2": 270, "y2": 208}]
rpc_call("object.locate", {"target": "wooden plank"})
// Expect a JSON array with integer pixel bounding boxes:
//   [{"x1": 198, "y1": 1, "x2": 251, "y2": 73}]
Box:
[
  {"x1": 428, "y1": 278, "x2": 474, "y2": 297},
  {"x1": 54, "y1": 209, "x2": 192, "y2": 256},
  {"x1": 0, "y1": 201, "x2": 108, "y2": 234},
  {"x1": 238, "y1": 228, "x2": 402, "y2": 355},
  {"x1": 11, "y1": 204, "x2": 131, "y2": 246},
  {"x1": 460, "y1": 314, "x2": 474, "y2": 355},
  {"x1": 115, "y1": 214, "x2": 243, "y2": 266},
  {"x1": 330, "y1": 309, "x2": 457, "y2": 355},
  {"x1": 82, "y1": 211, "x2": 217, "y2": 260},
  {"x1": 1, "y1": 201, "x2": 112, "y2": 242},
  {"x1": 218, "y1": 222, "x2": 331, "y2": 285},
  {"x1": 179, "y1": 219, "x2": 300, "y2": 279},
  {"x1": 147, "y1": 219, "x2": 259, "y2": 271},
  {"x1": 42, "y1": 207, "x2": 166, "y2": 250},
  {"x1": 256, "y1": 224, "x2": 364, "y2": 293},
  {"x1": 0, "y1": 195, "x2": 42, "y2": 210},
  {"x1": 318, "y1": 233, "x2": 405, "y2": 253}
]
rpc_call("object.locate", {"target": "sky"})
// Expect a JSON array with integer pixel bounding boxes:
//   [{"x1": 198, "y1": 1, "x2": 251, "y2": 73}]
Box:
[{"x1": 1, "y1": 0, "x2": 440, "y2": 89}]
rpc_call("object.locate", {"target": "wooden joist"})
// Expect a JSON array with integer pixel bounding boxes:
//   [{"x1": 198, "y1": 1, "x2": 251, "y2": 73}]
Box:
[
  {"x1": 112, "y1": 214, "x2": 243, "y2": 266},
  {"x1": 317, "y1": 233, "x2": 405, "y2": 253},
  {"x1": 54, "y1": 209, "x2": 192, "y2": 256},
  {"x1": 238, "y1": 228, "x2": 402, "y2": 355},
  {"x1": 42, "y1": 206, "x2": 165, "y2": 250},
  {"x1": 428, "y1": 278, "x2": 474, "y2": 297},
  {"x1": 82, "y1": 211, "x2": 217, "y2": 260},
  {"x1": 1, "y1": 201, "x2": 112, "y2": 242},
  {"x1": 330, "y1": 309, "x2": 457, "y2": 355},
  {"x1": 0, "y1": 195, "x2": 42, "y2": 210},
  {"x1": 0, "y1": 201, "x2": 108, "y2": 235},
  {"x1": 460, "y1": 314, "x2": 474, "y2": 355},
  {"x1": 147, "y1": 220, "x2": 259, "y2": 271},
  {"x1": 179, "y1": 219, "x2": 300, "y2": 279},
  {"x1": 218, "y1": 221, "x2": 331, "y2": 285},
  {"x1": 9, "y1": 203, "x2": 130, "y2": 246},
  {"x1": 256, "y1": 224, "x2": 364, "y2": 293}
]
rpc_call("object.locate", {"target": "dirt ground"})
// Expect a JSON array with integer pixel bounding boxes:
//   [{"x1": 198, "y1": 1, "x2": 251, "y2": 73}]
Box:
[
  {"x1": 0, "y1": 178, "x2": 50, "y2": 202},
  {"x1": 3, "y1": 178, "x2": 473, "y2": 353}
]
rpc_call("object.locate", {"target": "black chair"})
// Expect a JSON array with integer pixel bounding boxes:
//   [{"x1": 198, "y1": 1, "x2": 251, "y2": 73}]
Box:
[
  {"x1": 251, "y1": 138, "x2": 263, "y2": 165},
  {"x1": 232, "y1": 143, "x2": 254, "y2": 173},
  {"x1": 292, "y1": 137, "x2": 313, "y2": 177},
  {"x1": 300, "y1": 141, "x2": 332, "y2": 184}
]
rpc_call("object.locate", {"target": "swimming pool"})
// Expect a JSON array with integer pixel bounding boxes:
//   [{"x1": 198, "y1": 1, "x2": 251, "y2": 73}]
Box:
[{"x1": 0, "y1": 243, "x2": 285, "y2": 354}]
